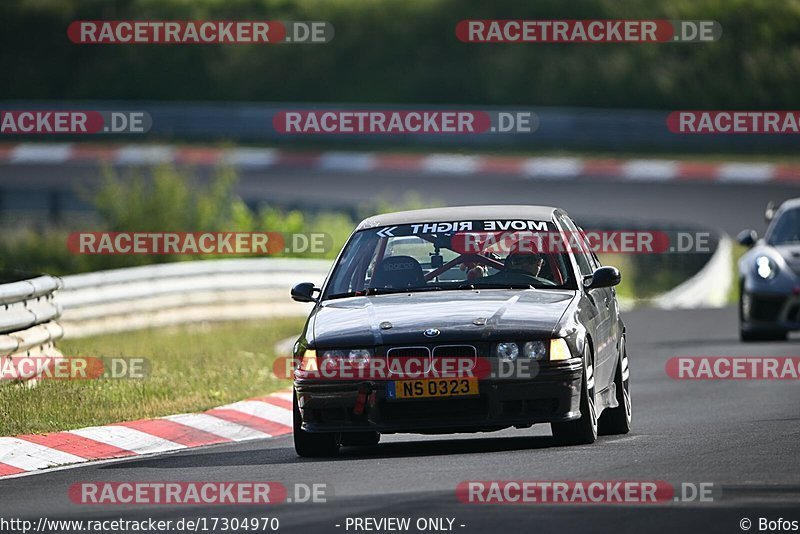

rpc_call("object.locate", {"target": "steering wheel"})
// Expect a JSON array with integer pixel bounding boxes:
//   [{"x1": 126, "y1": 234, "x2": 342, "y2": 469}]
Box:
[
  {"x1": 423, "y1": 253, "x2": 503, "y2": 282},
  {"x1": 460, "y1": 269, "x2": 558, "y2": 288}
]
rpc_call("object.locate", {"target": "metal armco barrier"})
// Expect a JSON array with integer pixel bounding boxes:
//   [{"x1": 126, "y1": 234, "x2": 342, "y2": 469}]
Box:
[
  {"x1": 0, "y1": 275, "x2": 64, "y2": 385},
  {"x1": 0, "y1": 101, "x2": 798, "y2": 152},
  {"x1": 57, "y1": 258, "x2": 331, "y2": 338},
  {"x1": 0, "y1": 248, "x2": 732, "y2": 375}
]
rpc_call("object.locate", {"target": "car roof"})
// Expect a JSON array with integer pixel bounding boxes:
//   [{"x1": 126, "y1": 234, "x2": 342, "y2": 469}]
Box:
[
  {"x1": 778, "y1": 198, "x2": 800, "y2": 212},
  {"x1": 356, "y1": 205, "x2": 562, "y2": 230}
]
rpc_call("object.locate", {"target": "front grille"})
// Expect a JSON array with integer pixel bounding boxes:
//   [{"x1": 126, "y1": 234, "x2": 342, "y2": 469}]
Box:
[
  {"x1": 432, "y1": 345, "x2": 477, "y2": 359},
  {"x1": 385, "y1": 346, "x2": 430, "y2": 377},
  {"x1": 386, "y1": 347, "x2": 430, "y2": 359},
  {"x1": 431, "y1": 345, "x2": 477, "y2": 374}
]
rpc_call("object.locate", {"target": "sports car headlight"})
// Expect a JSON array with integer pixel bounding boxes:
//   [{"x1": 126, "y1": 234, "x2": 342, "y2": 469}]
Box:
[
  {"x1": 755, "y1": 255, "x2": 778, "y2": 280},
  {"x1": 495, "y1": 342, "x2": 519, "y2": 361},
  {"x1": 321, "y1": 348, "x2": 372, "y2": 367},
  {"x1": 523, "y1": 341, "x2": 547, "y2": 360}
]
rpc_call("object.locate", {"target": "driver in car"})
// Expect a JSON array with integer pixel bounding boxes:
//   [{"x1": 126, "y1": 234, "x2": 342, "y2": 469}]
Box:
[
  {"x1": 504, "y1": 252, "x2": 545, "y2": 277},
  {"x1": 463, "y1": 252, "x2": 545, "y2": 286}
]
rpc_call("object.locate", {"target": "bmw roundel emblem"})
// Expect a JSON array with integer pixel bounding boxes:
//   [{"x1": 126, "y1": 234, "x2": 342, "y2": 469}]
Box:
[{"x1": 423, "y1": 328, "x2": 441, "y2": 337}]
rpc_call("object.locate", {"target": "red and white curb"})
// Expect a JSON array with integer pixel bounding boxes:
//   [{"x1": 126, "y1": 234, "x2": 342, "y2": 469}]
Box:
[
  {"x1": 0, "y1": 389, "x2": 293, "y2": 479},
  {"x1": 1, "y1": 143, "x2": 799, "y2": 184}
]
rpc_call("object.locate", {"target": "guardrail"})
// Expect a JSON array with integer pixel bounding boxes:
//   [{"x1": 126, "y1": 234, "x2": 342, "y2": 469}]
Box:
[
  {"x1": 0, "y1": 101, "x2": 797, "y2": 152},
  {"x1": 0, "y1": 275, "x2": 64, "y2": 385},
  {"x1": 57, "y1": 258, "x2": 331, "y2": 338},
  {"x1": 1, "y1": 245, "x2": 734, "y2": 376}
]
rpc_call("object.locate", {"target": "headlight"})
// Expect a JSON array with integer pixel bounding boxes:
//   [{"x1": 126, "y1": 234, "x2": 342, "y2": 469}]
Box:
[
  {"x1": 321, "y1": 348, "x2": 372, "y2": 367},
  {"x1": 755, "y1": 255, "x2": 778, "y2": 280},
  {"x1": 523, "y1": 341, "x2": 547, "y2": 360},
  {"x1": 549, "y1": 339, "x2": 572, "y2": 361},
  {"x1": 495, "y1": 342, "x2": 519, "y2": 361},
  {"x1": 299, "y1": 349, "x2": 318, "y2": 371}
]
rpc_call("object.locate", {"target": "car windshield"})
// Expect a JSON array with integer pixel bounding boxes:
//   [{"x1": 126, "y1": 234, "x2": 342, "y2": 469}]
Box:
[
  {"x1": 323, "y1": 220, "x2": 576, "y2": 299},
  {"x1": 768, "y1": 208, "x2": 800, "y2": 245}
]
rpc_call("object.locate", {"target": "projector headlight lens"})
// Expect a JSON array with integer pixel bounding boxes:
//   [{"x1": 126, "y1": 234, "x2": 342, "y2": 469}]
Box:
[
  {"x1": 321, "y1": 349, "x2": 372, "y2": 367},
  {"x1": 347, "y1": 349, "x2": 372, "y2": 366},
  {"x1": 523, "y1": 341, "x2": 547, "y2": 360},
  {"x1": 495, "y1": 342, "x2": 519, "y2": 361},
  {"x1": 755, "y1": 255, "x2": 778, "y2": 280}
]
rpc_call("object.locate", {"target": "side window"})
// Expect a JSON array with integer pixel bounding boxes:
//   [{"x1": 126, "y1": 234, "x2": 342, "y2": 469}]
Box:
[
  {"x1": 578, "y1": 226, "x2": 602, "y2": 270},
  {"x1": 558, "y1": 214, "x2": 593, "y2": 276},
  {"x1": 590, "y1": 250, "x2": 602, "y2": 270}
]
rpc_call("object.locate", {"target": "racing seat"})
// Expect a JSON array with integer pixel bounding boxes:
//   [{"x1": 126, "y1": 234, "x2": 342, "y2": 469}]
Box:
[
  {"x1": 370, "y1": 255, "x2": 427, "y2": 289},
  {"x1": 537, "y1": 256, "x2": 554, "y2": 281}
]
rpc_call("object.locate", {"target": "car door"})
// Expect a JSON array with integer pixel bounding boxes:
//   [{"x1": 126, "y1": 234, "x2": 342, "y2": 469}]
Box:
[
  {"x1": 586, "y1": 242, "x2": 619, "y2": 390},
  {"x1": 560, "y1": 215, "x2": 614, "y2": 390}
]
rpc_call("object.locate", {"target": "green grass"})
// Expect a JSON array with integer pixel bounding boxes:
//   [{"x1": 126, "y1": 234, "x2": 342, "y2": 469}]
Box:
[
  {"x1": 0, "y1": 318, "x2": 304, "y2": 436},
  {"x1": 597, "y1": 253, "x2": 635, "y2": 301}
]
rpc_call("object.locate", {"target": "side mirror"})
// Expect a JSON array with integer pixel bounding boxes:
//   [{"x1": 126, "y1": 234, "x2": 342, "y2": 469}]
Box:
[
  {"x1": 736, "y1": 229, "x2": 757, "y2": 248},
  {"x1": 291, "y1": 282, "x2": 319, "y2": 303},
  {"x1": 765, "y1": 201, "x2": 776, "y2": 223},
  {"x1": 583, "y1": 266, "x2": 621, "y2": 290}
]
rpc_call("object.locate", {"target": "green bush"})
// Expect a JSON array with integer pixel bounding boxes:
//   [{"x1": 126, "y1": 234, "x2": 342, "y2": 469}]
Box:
[{"x1": 0, "y1": 166, "x2": 431, "y2": 274}]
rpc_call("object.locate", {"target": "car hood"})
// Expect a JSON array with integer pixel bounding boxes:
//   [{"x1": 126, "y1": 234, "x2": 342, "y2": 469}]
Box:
[{"x1": 311, "y1": 290, "x2": 576, "y2": 347}]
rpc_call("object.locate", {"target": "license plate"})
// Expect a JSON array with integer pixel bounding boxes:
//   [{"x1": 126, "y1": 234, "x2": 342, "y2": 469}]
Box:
[{"x1": 387, "y1": 378, "x2": 479, "y2": 400}]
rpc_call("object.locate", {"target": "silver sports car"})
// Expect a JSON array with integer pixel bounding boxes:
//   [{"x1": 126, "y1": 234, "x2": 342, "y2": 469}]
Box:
[{"x1": 737, "y1": 198, "x2": 800, "y2": 341}]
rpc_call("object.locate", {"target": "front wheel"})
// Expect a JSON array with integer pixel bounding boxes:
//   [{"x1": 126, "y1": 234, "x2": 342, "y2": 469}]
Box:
[
  {"x1": 740, "y1": 328, "x2": 788, "y2": 342},
  {"x1": 598, "y1": 336, "x2": 631, "y2": 435},
  {"x1": 551, "y1": 346, "x2": 597, "y2": 445},
  {"x1": 293, "y1": 390, "x2": 340, "y2": 457}
]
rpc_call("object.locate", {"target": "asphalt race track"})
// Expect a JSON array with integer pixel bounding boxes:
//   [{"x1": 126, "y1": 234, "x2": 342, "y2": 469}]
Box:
[
  {"x1": 2, "y1": 163, "x2": 800, "y2": 532},
  {"x1": 3, "y1": 163, "x2": 800, "y2": 235},
  {"x1": 1, "y1": 306, "x2": 798, "y2": 534}
]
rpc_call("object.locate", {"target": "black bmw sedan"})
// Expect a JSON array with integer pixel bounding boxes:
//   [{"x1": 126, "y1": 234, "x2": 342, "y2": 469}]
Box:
[{"x1": 290, "y1": 205, "x2": 631, "y2": 456}]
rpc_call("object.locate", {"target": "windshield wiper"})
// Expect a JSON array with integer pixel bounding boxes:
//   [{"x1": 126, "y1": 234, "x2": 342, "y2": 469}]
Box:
[
  {"x1": 458, "y1": 283, "x2": 535, "y2": 290},
  {"x1": 364, "y1": 286, "x2": 445, "y2": 295},
  {"x1": 327, "y1": 287, "x2": 443, "y2": 299},
  {"x1": 326, "y1": 291, "x2": 359, "y2": 300}
]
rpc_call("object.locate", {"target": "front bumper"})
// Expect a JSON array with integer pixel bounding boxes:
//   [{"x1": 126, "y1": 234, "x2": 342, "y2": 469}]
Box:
[
  {"x1": 741, "y1": 291, "x2": 800, "y2": 332},
  {"x1": 294, "y1": 358, "x2": 583, "y2": 434}
]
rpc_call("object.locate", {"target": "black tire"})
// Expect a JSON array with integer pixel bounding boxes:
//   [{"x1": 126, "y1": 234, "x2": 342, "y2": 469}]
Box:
[
  {"x1": 739, "y1": 288, "x2": 757, "y2": 342},
  {"x1": 738, "y1": 290, "x2": 787, "y2": 341},
  {"x1": 293, "y1": 389, "x2": 340, "y2": 457},
  {"x1": 551, "y1": 346, "x2": 597, "y2": 445},
  {"x1": 598, "y1": 336, "x2": 631, "y2": 435},
  {"x1": 739, "y1": 294, "x2": 759, "y2": 343},
  {"x1": 340, "y1": 431, "x2": 381, "y2": 447},
  {"x1": 739, "y1": 328, "x2": 759, "y2": 342},
  {"x1": 741, "y1": 329, "x2": 788, "y2": 342}
]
